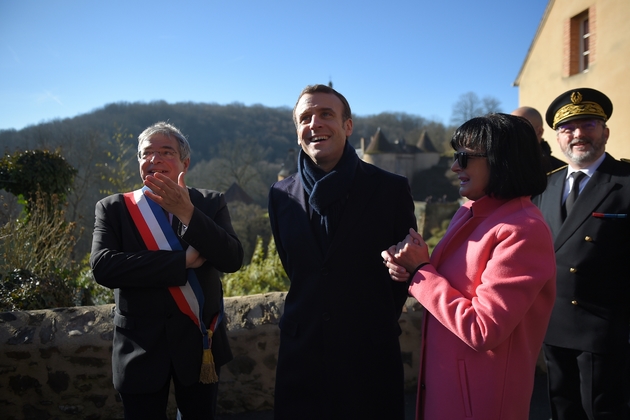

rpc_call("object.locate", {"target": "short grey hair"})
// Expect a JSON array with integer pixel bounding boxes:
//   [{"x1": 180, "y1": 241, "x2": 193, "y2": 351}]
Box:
[{"x1": 138, "y1": 121, "x2": 191, "y2": 161}]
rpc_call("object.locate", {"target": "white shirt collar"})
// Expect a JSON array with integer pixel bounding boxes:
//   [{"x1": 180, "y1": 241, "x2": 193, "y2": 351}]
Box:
[{"x1": 566, "y1": 153, "x2": 606, "y2": 180}]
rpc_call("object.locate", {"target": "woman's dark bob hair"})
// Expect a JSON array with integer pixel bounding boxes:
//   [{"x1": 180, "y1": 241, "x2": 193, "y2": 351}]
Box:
[{"x1": 450, "y1": 113, "x2": 547, "y2": 199}]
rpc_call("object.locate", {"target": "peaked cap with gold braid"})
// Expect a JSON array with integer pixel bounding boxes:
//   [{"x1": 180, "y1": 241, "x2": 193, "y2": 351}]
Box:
[{"x1": 545, "y1": 88, "x2": 613, "y2": 129}]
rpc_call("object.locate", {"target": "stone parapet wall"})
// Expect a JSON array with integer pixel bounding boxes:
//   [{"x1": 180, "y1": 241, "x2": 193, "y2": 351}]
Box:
[{"x1": 0, "y1": 292, "x2": 423, "y2": 420}]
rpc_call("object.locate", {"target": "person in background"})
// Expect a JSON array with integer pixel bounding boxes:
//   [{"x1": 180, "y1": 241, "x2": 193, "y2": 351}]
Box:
[
  {"x1": 91, "y1": 121, "x2": 243, "y2": 419},
  {"x1": 268, "y1": 84, "x2": 417, "y2": 419},
  {"x1": 383, "y1": 113, "x2": 556, "y2": 420},
  {"x1": 532, "y1": 88, "x2": 630, "y2": 420},
  {"x1": 512, "y1": 105, "x2": 566, "y2": 173}
]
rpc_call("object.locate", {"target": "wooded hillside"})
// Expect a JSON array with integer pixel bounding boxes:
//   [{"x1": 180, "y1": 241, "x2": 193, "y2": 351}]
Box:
[{"x1": 0, "y1": 100, "x2": 458, "y2": 262}]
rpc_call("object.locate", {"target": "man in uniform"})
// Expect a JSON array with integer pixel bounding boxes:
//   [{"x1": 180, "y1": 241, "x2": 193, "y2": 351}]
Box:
[{"x1": 533, "y1": 88, "x2": 630, "y2": 419}]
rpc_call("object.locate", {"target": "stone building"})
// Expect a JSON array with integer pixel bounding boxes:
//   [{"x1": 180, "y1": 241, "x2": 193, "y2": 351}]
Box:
[
  {"x1": 359, "y1": 127, "x2": 440, "y2": 182},
  {"x1": 276, "y1": 128, "x2": 444, "y2": 198},
  {"x1": 357, "y1": 127, "x2": 440, "y2": 189},
  {"x1": 514, "y1": 0, "x2": 630, "y2": 159}
]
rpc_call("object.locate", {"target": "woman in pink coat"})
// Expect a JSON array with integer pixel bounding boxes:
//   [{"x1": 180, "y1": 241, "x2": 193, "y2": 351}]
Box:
[{"x1": 383, "y1": 113, "x2": 556, "y2": 420}]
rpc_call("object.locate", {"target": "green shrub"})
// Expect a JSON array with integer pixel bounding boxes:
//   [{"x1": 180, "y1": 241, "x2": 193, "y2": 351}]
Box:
[
  {"x1": 222, "y1": 236, "x2": 289, "y2": 297},
  {"x1": 0, "y1": 150, "x2": 77, "y2": 213},
  {"x1": 0, "y1": 268, "x2": 79, "y2": 311},
  {"x1": 0, "y1": 193, "x2": 85, "y2": 311}
]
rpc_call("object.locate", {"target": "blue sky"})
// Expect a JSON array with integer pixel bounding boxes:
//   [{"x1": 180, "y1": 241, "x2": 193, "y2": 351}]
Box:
[{"x1": 0, "y1": 0, "x2": 548, "y2": 131}]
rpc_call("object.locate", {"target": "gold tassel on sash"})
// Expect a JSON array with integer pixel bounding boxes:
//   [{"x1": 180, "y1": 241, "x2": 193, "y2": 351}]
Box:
[{"x1": 199, "y1": 330, "x2": 218, "y2": 384}]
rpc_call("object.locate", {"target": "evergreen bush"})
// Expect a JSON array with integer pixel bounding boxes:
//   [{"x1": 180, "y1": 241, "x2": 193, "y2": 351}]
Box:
[
  {"x1": 222, "y1": 236, "x2": 289, "y2": 297},
  {"x1": 0, "y1": 193, "x2": 84, "y2": 311}
]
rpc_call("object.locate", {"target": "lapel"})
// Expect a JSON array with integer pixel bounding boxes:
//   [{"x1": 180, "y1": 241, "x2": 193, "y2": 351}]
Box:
[
  {"x1": 171, "y1": 188, "x2": 194, "y2": 249},
  {"x1": 324, "y1": 161, "x2": 373, "y2": 260},
  {"x1": 541, "y1": 168, "x2": 568, "y2": 239},
  {"x1": 430, "y1": 204, "x2": 472, "y2": 266},
  {"x1": 554, "y1": 156, "x2": 615, "y2": 250},
  {"x1": 170, "y1": 214, "x2": 186, "y2": 249},
  {"x1": 282, "y1": 162, "x2": 377, "y2": 262},
  {"x1": 285, "y1": 174, "x2": 308, "y2": 219},
  {"x1": 284, "y1": 175, "x2": 326, "y2": 259},
  {"x1": 431, "y1": 197, "x2": 506, "y2": 267}
]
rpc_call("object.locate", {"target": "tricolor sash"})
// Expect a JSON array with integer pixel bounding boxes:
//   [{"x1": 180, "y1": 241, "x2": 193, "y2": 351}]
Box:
[{"x1": 123, "y1": 187, "x2": 221, "y2": 383}]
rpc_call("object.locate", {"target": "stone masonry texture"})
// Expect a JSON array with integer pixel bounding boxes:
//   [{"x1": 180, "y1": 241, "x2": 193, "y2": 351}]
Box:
[{"x1": 0, "y1": 292, "x2": 423, "y2": 420}]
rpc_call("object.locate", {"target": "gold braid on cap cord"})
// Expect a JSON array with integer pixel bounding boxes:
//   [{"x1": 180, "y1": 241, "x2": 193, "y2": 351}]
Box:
[{"x1": 553, "y1": 91, "x2": 607, "y2": 129}]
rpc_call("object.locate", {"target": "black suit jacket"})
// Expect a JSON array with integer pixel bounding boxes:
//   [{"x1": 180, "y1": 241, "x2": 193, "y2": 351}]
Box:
[
  {"x1": 90, "y1": 188, "x2": 243, "y2": 392},
  {"x1": 268, "y1": 159, "x2": 417, "y2": 419},
  {"x1": 533, "y1": 154, "x2": 630, "y2": 354}
]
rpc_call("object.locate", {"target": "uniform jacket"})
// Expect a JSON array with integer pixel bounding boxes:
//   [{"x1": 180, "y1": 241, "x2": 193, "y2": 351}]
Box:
[
  {"x1": 90, "y1": 188, "x2": 243, "y2": 393},
  {"x1": 532, "y1": 153, "x2": 630, "y2": 353},
  {"x1": 268, "y1": 159, "x2": 416, "y2": 420},
  {"x1": 410, "y1": 196, "x2": 556, "y2": 420}
]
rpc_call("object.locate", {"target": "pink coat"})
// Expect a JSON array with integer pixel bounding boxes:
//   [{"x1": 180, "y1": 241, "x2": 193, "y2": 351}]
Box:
[{"x1": 410, "y1": 196, "x2": 556, "y2": 420}]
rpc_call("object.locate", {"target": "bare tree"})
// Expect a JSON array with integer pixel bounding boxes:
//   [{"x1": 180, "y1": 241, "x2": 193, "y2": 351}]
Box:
[
  {"x1": 482, "y1": 96, "x2": 502, "y2": 114},
  {"x1": 187, "y1": 137, "x2": 272, "y2": 203},
  {"x1": 450, "y1": 92, "x2": 502, "y2": 126},
  {"x1": 186, "y1": 159, "x2": 228, "y2": 191},
  {"x1": 214, "y1": 138, "x2": 268, "y2": 188},
  {"x1": 451, "y1": 92, "x2": 483, "y2": 126},
  {"x1": 95, "y1": 128, "x2": 142, "y2": 196},
  {"x1": 64, "y1": 130, "x2": 106, "y2": 221},
  {"x1": 64, "y1": 127, "x2": 140, "y2": 259}
]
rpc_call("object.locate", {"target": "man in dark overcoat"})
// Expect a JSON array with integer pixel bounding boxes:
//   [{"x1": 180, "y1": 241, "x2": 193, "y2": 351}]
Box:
[
  {"x1": 268, "y1": 84, "x2": 417, "y2": 419},
  {"x1": 91, "y1": 122, "x2": 243, "y2": 419},
  {"x1": 532, "y1": 88, "x2": 630, "y2": 419}
]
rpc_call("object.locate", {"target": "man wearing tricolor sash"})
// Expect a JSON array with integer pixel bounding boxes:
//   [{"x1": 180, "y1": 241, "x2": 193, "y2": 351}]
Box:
[{"x1": 91, "y1": 122, "x2": 243, "y2": 419}]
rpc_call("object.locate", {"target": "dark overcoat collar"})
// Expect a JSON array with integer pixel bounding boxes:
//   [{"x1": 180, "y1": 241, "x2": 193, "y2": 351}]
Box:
[{"x1": 283, "y1": 160, "x2": 376, "y2": 262}]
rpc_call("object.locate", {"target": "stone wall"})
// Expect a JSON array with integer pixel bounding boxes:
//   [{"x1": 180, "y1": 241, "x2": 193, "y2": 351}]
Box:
[{"x1": 0, "y1": 292, "x2": 423, "y2": 420}]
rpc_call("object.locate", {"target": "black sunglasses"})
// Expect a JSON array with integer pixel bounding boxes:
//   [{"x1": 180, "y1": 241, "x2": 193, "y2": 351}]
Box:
[{"x1": 453, "y1": 152, "x2": 487, "y2": 169}]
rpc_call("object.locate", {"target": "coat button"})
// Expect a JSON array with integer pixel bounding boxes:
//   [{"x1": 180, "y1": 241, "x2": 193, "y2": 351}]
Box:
[
  {"x1": 571, "y1": 300, "x2": 578, "y2": 305},
  {"x1": 584, "y1": 236, "x2": 592, "y2": 242},
  {"x1": 322, "y1": 312, "x2": 331, "y2": 321},
  {"x1": 569, "y1": 267, "x2": 577, "y2": 273}
]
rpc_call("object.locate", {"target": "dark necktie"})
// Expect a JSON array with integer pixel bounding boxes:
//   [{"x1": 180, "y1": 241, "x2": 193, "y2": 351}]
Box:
[{"x1": 565, "y1": 171, "x2": 586, "y2": 215}]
